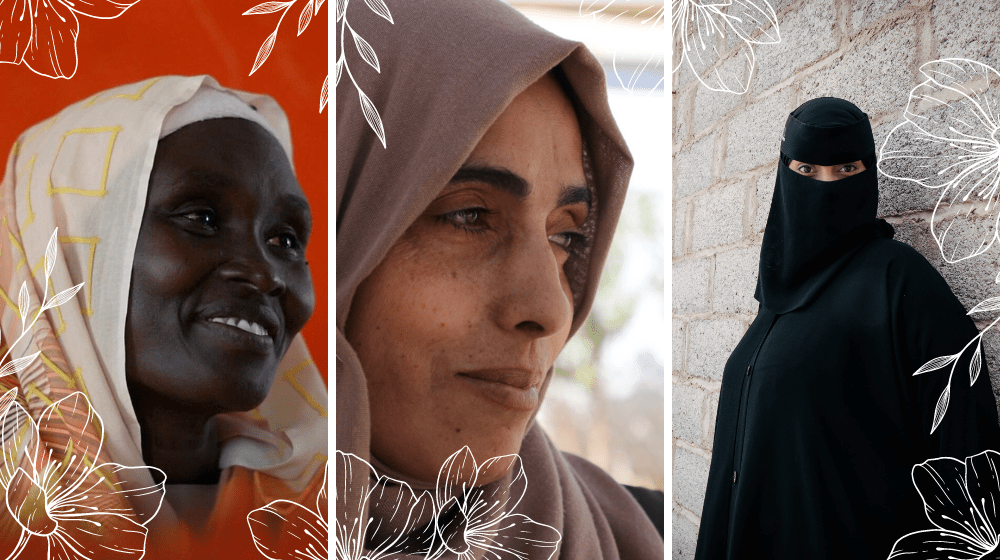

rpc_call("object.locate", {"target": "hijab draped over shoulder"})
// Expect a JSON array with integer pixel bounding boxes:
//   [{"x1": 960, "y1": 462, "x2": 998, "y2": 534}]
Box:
[
  {"x1": 336, "y1": 0, "x2": 663, "y2": 558},
  {"x1": 0, "y1": 75, "x2": 326, "y2": 556}
]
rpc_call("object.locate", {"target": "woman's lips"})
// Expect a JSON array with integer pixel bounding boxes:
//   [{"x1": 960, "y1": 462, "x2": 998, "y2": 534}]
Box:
[
  {"x1": 456, "y1": 370, "x2": 540, "y2": 411},
  {"x1": 198, "y1": 318, "x2": 275, "y2": 355}
]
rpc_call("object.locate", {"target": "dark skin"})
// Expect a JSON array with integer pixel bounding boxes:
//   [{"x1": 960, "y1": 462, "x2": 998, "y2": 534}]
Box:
[{"x1": 124, "y1": 118, "x2": 314, "y2": 485}]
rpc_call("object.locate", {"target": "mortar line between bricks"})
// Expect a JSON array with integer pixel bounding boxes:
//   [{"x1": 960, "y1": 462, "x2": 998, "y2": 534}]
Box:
[
  {"x1": 673, "y1": 374, "x2": 723, "y2": 393},
  {"x1": 673, "y1": 240, "x2": 763, "y2": 262},
  {"x1": 675, "y1": 438, "x2": 713, "y2": 459},
  {"x1": 674, "y1": 504, "x2": 702, "y2": 526},
  {"x1": 672, "y1": 312, "x2": 757, "y2": 321}
]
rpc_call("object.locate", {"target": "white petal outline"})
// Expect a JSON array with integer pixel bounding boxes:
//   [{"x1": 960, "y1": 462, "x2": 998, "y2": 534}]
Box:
[
  {"x1": 672, "y1": 0, "x2": 780, "y2": 95},
  {"x1": 880, "y1": 58, "x2": 1000, "y2": 264},
  {"x1": 0, "y1": 392, "x2": 163, "y2": 559},
  {"x1": 891, "y1": 451, "x2": 1000, "y2": 557},
  {"x1": 13, "y1": 0, "x2": 141, "y2": 80}
]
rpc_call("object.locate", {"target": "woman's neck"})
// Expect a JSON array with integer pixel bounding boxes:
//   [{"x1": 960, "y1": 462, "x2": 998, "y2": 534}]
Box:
[{"x1": 131, "y1": 393, "x2": 222, "y2": 484}]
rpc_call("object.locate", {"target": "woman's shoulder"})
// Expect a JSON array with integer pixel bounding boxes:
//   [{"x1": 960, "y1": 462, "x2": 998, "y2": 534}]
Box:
[
  {"x1": 559, "y1": 452, "x2": 664, "y2": 538},
  {"x1": 623, "y1": 485, "x2": 665, "y2": 537},
  {"x1": 855, "y1": 236, "x2": 942, "y2": 279}
]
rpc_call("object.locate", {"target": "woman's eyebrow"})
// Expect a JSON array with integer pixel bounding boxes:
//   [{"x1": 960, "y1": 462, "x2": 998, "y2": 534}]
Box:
[
  {"x1": 558, "y1": 184, "x2": 591, "y2": 209},
  {"x1": 450, "y1": 164, "x2": 529, "y2": 198}
]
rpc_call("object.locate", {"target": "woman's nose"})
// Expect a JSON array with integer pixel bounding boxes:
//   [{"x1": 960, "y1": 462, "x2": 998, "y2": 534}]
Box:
[
  {"x1": 493, "y1": 234, "x2": 573, "y2": 338},
  {"x1": 218, "y1": 238, "x2": 287, "y2": 297},
  {"x1": 816, "y1": 166, "x2": 837, "y2": 182}
]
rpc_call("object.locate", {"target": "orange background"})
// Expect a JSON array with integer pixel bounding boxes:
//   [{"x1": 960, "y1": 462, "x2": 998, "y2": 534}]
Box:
[{"x1": 0, "y1": 0, "x2": 329, "y2": 379}]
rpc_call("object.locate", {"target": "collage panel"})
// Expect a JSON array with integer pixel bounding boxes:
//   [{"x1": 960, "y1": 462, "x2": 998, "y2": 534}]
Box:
[
  {"x1": 0, "y1": 2, "x2": 327, "y2": 558},
  {"x1": 335, "y1": 0, "x2": 666, "y2": 558},
  {"x1": 673, "y1": 0, "x2": 1000, "y2": 558}
]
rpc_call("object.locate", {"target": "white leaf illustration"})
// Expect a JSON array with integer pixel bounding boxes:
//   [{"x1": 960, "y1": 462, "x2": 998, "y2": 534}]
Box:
[
  {"x1": 250, "y1": 29, "x2": 278, "y2": 76},
  {"x1": 351, "y1": 27, "x2": 380, "y2": 73},
  {"x1": 43, "y1": 283, "x2": 83, "y2": 311},
  {"x1": 242, "y1": 1, "x2": 290, "y2": 15},
  {"x1": 298, "y1": 0, "x2": 314, "y2": 35},
  {"x1": 320, "y1": 74, "x2": 329, "y2": 112},
  {"x1": 968, "y1": 296, "x2": 1000, "y2": 314},
  {"x1": 43, "y1": 227, "x2": 57, "y2": 281},
  {"x1": 363, "y1": 0, "x2": 393, "y2": 24},
  {"x1": 913, "y1": 354, "x2": 958, "y2": 376},
  {"x1": 334, "y1": 56, "x2": 343, "y2": 87},
  {"x1": 931, "y1": 384, "x2": 951, "y2": 434},
  {"x1": 359, "y1": 88, "x2": 386, "y2": 148},
  {"x1": 337, "y1": 0, "x2": 348, "y2": 21},
  {"x1": 16, "y1": 282, "x2": 28, "y2": 327},
  {"x1": 315, "y1": 0, "x2": 325, "y2": 15},
  {"x1": 970, "y1": 343, "x2": 982, "y2": 386},
  {"x1": 0, "y1": 352, "x2": 39, "y2": 378}
]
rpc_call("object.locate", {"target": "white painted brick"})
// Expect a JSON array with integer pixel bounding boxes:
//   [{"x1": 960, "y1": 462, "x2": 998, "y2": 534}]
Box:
[
  {"x1": 675, "y1": 133, "x2": 718, "y2": 200},
  {"x1": 673, "y1": 382, "x2": 707, "y2": 446},
  {"x1": 673, "y1": 257, "x2": 713, "y2": 315},
  {"x1": 724, "y1": 87, "x2": 795, "y2": 177},
  {"x1": 688, "y1": 318, "x2": 746, "y2": 381},
  {"x1": 714, "y1": 246, "x2": 761, "y2": 314},
  {"x1": 673, "y1": 509, "x2": 701, "y2": 559},
  {"x1": 799, "y1": 18, "x2": 917, "y2": 118},
  {"x1": 752, "y1": 0, "x2": 838, "y2": 95},
  {"x1": 673, "y1": 447, "x2": 711, "y2": 516},
  {"x1": 691, "y1": 182, "x2": 745, "y2": 252}
]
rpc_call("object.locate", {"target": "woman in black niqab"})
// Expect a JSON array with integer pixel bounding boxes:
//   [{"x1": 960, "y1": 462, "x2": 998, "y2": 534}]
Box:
[{"x1": 694, "y1": 97, "x2": 1000, "y2": 558}]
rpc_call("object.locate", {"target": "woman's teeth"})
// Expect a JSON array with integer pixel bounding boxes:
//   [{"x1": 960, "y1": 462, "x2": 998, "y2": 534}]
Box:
[{"x1": 209, "y1": 317, "x2": 268, "y2": 336}]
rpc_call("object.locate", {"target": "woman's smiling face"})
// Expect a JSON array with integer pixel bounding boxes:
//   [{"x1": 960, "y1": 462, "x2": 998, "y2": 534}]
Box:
[
  {"x1": 345, "y1": 75, "x2": 588, "y2": 483},
  {"x1": 125, "y1": 118, "x2": 315, "y2": 415}
]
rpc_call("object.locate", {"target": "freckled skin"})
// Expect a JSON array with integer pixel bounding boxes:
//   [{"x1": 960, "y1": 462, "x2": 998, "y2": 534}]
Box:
[
  {"x1": 345, "y1": 76, "x2": 587, "y2": 483},
  {"x1": 125, "y1": 118, "x2": 315, "y2": 482}
]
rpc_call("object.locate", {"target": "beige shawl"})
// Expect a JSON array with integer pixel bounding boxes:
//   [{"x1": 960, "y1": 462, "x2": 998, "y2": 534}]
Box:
[{"x1": 336, "y1": 1, "x2": 663, "y2": 557}]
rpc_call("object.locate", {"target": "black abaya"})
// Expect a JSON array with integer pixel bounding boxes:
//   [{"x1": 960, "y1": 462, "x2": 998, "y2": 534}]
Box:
[
  {"x1": 694, "y1": 97, "x2": 1000, "y2": 558},
  {"x1": 694, "y1": 236, "x2": 1000, "y2": 558}
]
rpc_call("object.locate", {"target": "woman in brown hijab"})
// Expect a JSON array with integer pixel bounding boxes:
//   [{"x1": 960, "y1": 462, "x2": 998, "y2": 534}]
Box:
[{"x1": 336, "y1": 0, "x2": 663, "y2": 558}]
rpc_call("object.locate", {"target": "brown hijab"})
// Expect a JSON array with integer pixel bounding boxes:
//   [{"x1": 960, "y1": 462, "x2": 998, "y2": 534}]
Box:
[{"x1": 335, "y1": 1, "x2": 662, "y2": 557}]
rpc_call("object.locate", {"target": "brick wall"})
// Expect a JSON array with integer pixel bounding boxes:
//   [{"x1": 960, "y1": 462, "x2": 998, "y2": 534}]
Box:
[{"x1": 671, "y1": 0, "x2": 1000, "y2": 556}]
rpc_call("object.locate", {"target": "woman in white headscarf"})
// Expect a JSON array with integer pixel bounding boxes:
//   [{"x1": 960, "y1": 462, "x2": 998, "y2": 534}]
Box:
[{"x1": 0, "y1": 75, "x2": 327, "y2": 558}]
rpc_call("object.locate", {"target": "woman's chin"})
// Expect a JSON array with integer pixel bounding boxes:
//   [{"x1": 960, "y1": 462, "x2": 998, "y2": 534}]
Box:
[{"x1": 373, "y1": 433, "x2": 524, "y2": 486}]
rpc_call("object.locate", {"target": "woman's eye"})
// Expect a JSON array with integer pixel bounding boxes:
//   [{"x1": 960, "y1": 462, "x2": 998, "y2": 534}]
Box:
[
  {"x1": 181, "y1": 209, "x2": 217, "y2": 229},
  {"x1": 268, "y1": 232, "x2": 301, "y2": 251},
  {"x1": 797, "y1": 165, "x2": 813, "y2": 174},
  {"x1": 549, "y1": 231, "x2": 586, "y2": 251},
  {"x1": 840, "y1": 164, "x2": 857, "y2": 173},
  {"x1": 438, "y1": 208, "x2": 490, "y2": 231}
]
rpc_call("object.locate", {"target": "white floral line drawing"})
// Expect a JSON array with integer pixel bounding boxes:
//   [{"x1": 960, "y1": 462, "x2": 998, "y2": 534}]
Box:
[
  {"x1": 248, "y1": 462, "x2": 328, "y2": 560},
  {"x1": 335, "y1": 0, "x2": 393, "y2": 148},
  {"x1": 671, "y1": 0, "x2": 780, "y2": 95},
  {"x1": 0, "y1": 0, "x2": 141, "y2": 80},
  {"x1": 242, "y1": 0, "x2": 328, "y2": 112},
  {"x1": 1, "y1": 228, "x2": 83, "y2": 381},
  {"x1": 327, "y1": 446, "x2": 561, "y2": 560},
  {"x1": 0, "y1": 388, "x2": 167, "y2": 559},
  {"x1": 880, "y1": 58, "x2": 1000, "y2": 265},
  {"x1": 879, "y1": 58, "x2": 1000, "y2": 433},
  {"x1": 888, "y1": 450, "x2": 1000, "y2": 559},
  {"x1": 578, "y1": 1, "x2": 665, "y2": 94}
]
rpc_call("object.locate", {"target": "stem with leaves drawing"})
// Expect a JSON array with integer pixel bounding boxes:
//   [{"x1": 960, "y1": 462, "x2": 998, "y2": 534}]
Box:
[
  {"x1": 915, "y1": 296, "x2": 1000, "y2": 434},
  {"x1": 243, "y1": 0, "x2": 328, "y2": 111},
  {"x1": 0, "y1": 228, "x2": 83, "y2": 378},
  {"x1": 334, "y1": 0, "x2": 392, "y2": 148}
]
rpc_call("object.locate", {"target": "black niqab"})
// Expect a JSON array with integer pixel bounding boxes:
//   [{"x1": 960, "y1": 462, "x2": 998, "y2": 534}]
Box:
[{"x1": 755, "y1": 97, "x2": 893, "y2": 314}]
